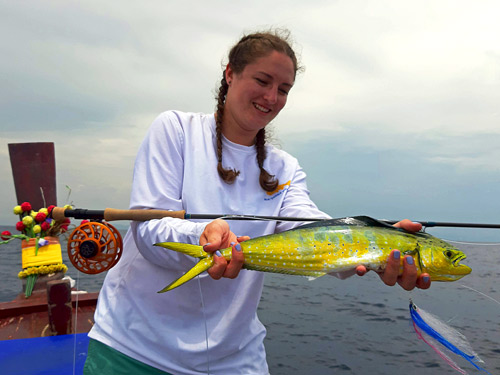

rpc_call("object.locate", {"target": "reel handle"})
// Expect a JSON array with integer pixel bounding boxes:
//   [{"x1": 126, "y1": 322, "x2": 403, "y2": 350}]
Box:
[{"x1": 51, "y1": 207, "x2": 186, "y2": 222}]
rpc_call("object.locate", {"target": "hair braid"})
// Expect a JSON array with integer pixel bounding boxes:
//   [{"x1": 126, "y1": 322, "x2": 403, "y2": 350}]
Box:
[
  {"x1": 214, "y1": 29, "x2": 301, "y2": 191},
  {"x1": 256, "y1": 129, "x2": 279, "y2": 192},
  {"x1": 215, "y1": 71, "x2": 240, "y2": 184}
]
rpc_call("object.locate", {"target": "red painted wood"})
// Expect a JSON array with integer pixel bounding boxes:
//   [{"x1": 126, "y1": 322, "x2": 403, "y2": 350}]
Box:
[
  {"x1": 8, "y1": 142, "x2": 57, "y2": 210},
  {"x1": 47, "y1": 280, "x2": 72, "y2": 335},
  {"x1": 0, "y1": 291, "x2": 98, "y2": 340}
]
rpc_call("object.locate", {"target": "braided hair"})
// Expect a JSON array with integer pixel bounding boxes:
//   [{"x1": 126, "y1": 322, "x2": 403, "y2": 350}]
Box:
[{"x1": 214, "y1": 30, "x2": 301, "y2": 192}]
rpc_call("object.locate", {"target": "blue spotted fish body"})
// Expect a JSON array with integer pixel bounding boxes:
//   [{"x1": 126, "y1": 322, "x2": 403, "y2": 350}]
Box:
[{"x1": 155, "y1": 216, "x2": 471, "y2": 292}]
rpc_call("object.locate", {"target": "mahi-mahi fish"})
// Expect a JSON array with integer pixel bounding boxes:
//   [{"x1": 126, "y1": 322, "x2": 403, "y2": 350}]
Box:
[{"x1": 155, "y1": 216, "x2": 471, "y2": 292}]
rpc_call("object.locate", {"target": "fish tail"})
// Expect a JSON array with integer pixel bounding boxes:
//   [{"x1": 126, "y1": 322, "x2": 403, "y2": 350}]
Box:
[
  {"x1": 158, "y1": 258, "x2": 214, "y2": 293},
  {"x1": 155, "y1": 242, "x2": 208, "y2": 259},
  {"x1": 154, "y1": 242, "x2": 213, "y2": 292}
]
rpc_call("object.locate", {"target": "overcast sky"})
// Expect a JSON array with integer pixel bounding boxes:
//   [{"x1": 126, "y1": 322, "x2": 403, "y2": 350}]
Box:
[{"x1": 1, "y1": 1, "x2": 499, "y2": 241}]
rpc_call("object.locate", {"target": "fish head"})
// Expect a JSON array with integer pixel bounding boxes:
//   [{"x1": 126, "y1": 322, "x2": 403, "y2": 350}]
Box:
[{"x1": 417, "y1": 235, "x2": 472, "y2": 281}]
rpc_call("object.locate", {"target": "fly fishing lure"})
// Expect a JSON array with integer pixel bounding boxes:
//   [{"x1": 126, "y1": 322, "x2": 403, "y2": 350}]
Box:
[{"x1": 410, "y1": 300, "x2": 490, "y2": 374}]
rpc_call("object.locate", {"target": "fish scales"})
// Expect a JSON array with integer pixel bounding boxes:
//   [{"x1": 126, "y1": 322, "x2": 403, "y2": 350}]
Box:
[
  {"x1": 155, "y1": 216, "x2": 472, "y2": 292},
  {"x1": 251, "y1": 228, "x2": 390, "y2": 273}
]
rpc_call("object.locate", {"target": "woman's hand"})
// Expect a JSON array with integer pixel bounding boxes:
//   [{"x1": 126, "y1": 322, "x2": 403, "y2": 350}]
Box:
[
  {"x1": 199, "y1": 219, "x2": 247, "y2": 280},
  {"x1": 355, "y1": 219, "x2": 431, "y2": 290}
]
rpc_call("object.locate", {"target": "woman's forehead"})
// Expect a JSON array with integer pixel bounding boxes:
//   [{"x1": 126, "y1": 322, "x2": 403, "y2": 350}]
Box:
[{"x1": 242, "y1": 51, "x2": 295, "y2": 83}]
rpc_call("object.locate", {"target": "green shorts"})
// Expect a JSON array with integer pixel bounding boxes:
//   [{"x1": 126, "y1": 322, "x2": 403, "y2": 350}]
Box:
[{"x1": 84, "y1": 338, "x2": 173, "y2": 375}]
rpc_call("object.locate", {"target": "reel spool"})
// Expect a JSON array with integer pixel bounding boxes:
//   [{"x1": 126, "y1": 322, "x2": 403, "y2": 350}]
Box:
[{"x1": 67, "y1": 221, "x2": 123, "y2": 274}]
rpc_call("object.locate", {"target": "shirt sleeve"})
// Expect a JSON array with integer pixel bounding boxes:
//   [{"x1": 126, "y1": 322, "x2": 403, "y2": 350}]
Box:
[
  {"x1": 128, "y1": 112, "x2": 208, "y2": 268},
  {"x1": 275, "y1": 164, "x2": 331, "y2": 233}
]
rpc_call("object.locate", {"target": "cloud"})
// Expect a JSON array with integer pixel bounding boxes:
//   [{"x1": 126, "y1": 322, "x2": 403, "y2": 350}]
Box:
[
  {"x1": 283, "y1": 1, "x2": 500, "y2": 135},
  {"x1": 278, "y1": 131, "x2": 500, "y2": 241}
]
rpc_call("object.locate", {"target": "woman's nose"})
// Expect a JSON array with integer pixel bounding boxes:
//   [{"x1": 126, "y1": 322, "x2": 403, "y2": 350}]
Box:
[{"x1": 263, "y1": 86, "x2": 278, "y2": 104}]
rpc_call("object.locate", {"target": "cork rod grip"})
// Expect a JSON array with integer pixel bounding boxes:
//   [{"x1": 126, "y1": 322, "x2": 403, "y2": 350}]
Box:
[
  {"x1": 104, "y1": 208, "x2": 186, "y2": 221},
  {"x1": 51, "y1": 206, "x2": 186, "y2": 222}
]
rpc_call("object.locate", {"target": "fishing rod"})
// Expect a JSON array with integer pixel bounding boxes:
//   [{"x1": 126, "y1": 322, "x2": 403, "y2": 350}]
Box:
[
  {"x1": 52, "y1": 206, "x2": 500, "y2": 276},
  {"x1": 51, "y1": 207, "x2": 500, "y2": 229}
]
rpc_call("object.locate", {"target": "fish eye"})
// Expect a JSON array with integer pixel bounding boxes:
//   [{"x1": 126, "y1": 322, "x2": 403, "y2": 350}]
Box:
[{"x1": 444, "y1": 250, "x2": 453, "y2": 258}]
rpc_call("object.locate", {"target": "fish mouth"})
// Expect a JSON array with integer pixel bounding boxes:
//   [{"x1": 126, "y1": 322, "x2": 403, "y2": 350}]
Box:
[
  {"x1": 452, "y1": 254, "x2": 467, "y2": 267},
  {"x1": 432, "y1": 264, "x2": 471, "y2": 281},
  {"x1": 440, "y1": 271, "x2": 470, "y2": 281},
  {"x1": 451, "y1": 262, "x2": 472, "y2": 277},
  {"x1": 451, "y1": 254, "x2": 471, "y2": 276},
  {"x1": 425, "y1": 251, "x2": 471, "y2": 281}
]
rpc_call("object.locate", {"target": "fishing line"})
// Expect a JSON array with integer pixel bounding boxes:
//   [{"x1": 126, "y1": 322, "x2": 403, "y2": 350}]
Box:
[
  {"x1": 196, "y1": 274, "x2": 211, "y2": 375},
  {"x1": 72, "y1": 271, "x2": 81, "y2": 375},
  {"x1": 441, "y1": 239, "x2": 500, "y2": 246},
  {"x1": 460, "y1": 285, "x2": 500, "y2": 307}
]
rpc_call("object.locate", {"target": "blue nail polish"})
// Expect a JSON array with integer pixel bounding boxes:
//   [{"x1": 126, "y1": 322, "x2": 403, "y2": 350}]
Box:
[
  {"x1": 203, "y1": 243, "x2": 211, "y2": 249},
  {"x1": 393, "y1": 250, "x2": 400, "y2": 259},
  {"x1": 230, "y1": 242, "x2": 235, "y2": 246},
  {"x1": 406, "y1": 256, "x2": 414, "y2": 265},
  {"x1": 235, "y1": 243, "x2": 242, "y2": 252},
  {"x1": 423, "y1": 275, "x2": 430, "y2": 283},
  {"x1": 215, "y1": 250, "x2": 222, "y2": 257}
]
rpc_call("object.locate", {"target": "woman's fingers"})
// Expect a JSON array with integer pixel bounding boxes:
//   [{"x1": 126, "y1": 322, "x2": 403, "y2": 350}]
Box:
[
  {"x1": 393, "y1": 219, "x2": 422, "y2": 232},
  {"x1": 203, "y1": 236, "x2": 246, "y2": 280},
  {"x1": 379, "y1": 250, "x2": 401, "y2": 286},
  {"x1": 356, "y1": 265, "x2": 367, "y2": 276},
  {"x1": 416, "y1": 273, "x2": 431, "y2": 290},
  {"x1": 397, "y1": 256, "x2": 418, "y2": 290},
  {"x1": 207, "y1": 250, "x2": 228, "y2": 280},
  {"x1": 222, "y1": 243, "x2": 245, "y2": 279}
]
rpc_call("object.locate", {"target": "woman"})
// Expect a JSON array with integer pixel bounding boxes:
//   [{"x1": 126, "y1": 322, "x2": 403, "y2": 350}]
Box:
[{"x1": 84, "y1": 30, "x2": 430, "y2": 375}]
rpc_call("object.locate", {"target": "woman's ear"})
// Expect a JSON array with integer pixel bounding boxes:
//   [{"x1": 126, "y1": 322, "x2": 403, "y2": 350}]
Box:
[{"x1": 225, "y1": 64, "x2": 233, "y2": 86}]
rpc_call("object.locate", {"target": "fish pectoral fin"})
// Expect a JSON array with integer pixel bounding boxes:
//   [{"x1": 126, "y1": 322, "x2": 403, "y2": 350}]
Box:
[
  {"x1": 158, "y1": 258, "x2": 213, "y2": 293},
  {"x1": 402, "y1": 249, "x2": 417, "y2": 256},
  {"x1": 306, "y1": 273, "x2": 327, "y2": 281}
]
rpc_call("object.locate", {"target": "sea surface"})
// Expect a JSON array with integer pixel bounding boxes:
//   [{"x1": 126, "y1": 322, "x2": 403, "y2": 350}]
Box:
[{"x1": 1, "y1": 225, "x2": 499, "y2": 375}]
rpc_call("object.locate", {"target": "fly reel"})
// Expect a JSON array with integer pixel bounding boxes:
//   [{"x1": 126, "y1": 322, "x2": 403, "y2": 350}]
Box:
[{"x1": 67, "y1": 221, "x2": 123, "y2": 274}]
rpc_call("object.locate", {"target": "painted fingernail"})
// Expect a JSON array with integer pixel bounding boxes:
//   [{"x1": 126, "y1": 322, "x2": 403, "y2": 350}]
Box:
[
  {"x1": 423, "y1": 275, "x2": 430, "y2": 283},
  {"x1": 215, "y1": 250, "x2": 222, "y2": 257},
  {"x1": 230, "y1": 242, "x2": 235, "y2": 246},
  {"x1": 406, "y1": 256, "x2": 414, "y2": 265},
  {"x1": 393, "y1": 250, "x2": 400, "y2": 259},
  {"x1": 235, "y1": 243, "x2": 242, "y2": 252},
  {"x1": 203, "y1": 243, "x2": 211, "y2": 249}
]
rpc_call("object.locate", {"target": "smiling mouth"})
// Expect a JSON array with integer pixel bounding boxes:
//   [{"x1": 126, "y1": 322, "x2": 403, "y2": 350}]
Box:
[{"x1": 254, "y1": 103, "x2": 271, "y2": 113}]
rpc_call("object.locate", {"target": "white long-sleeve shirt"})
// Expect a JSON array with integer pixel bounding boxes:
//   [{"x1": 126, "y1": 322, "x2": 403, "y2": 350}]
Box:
[{"x1": 89, "y1": 111, "x2": 329, "y2": 375}]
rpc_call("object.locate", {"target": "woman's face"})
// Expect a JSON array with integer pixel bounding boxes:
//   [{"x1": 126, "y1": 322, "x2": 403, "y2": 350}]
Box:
[{"x1": 223, "y1": 50, "x2": 295, "y2": 145}]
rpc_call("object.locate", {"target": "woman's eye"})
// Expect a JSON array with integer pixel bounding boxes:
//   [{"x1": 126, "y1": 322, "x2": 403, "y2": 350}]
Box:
[
  {"x1": 256, "y1": 78, "x2": 267, "y2": 85},
  {"x1": 279, "y1": 88, "x2": 289, "y2": 95}
]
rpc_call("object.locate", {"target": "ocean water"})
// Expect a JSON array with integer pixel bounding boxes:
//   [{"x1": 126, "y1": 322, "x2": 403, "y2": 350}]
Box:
[{"x1": 1, "y1": 225, "x2": 499, "y2": 375}]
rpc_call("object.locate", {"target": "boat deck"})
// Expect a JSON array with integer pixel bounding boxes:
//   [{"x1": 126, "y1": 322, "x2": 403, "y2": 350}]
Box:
[{"x1": 0, "y1": 290, "x2": 98, "y2": 340}]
